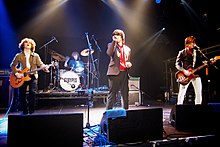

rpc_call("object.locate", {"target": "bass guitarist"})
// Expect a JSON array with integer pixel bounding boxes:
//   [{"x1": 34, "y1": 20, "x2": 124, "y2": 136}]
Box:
[
  {"x1": 175, "y1": 36, "x2": 208, "y2": 105},
  {"x1": 10, "y1": 37, "x2": 50, "y2": 115}
]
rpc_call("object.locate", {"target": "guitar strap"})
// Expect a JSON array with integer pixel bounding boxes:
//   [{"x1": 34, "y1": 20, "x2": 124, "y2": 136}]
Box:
[
  {"x1": 30, "y1": 53, "x2": 34, "y2": 71},
  {"x1": 193, "y1": 49, "x2": 196, "y2": 68}
]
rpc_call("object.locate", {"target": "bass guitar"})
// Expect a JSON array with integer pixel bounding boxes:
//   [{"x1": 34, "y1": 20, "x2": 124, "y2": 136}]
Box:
[
  {"x1": 175, "y1": 56, "x2": 220, "y2": 85},
  {"x1": 10, "y1": 61, "x2": 54, "y2": 88}
]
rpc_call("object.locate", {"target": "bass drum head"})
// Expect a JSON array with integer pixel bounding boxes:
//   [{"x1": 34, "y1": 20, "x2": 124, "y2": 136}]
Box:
[{"x1": 60, "y1": 71, "x2": 80, "y2": 91}]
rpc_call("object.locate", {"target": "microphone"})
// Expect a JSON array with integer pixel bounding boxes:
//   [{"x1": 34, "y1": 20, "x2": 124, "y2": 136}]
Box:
[
  {"x1": 52, "y1": 36, "x2": 58, "y2": 43},
  {"x1": 194, "y1": 44, "x2": 200, "y2": 50}
]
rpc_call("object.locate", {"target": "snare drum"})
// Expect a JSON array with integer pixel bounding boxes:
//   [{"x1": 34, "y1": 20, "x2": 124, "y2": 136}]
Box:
[{"x1": 60, "y1": 71, "x2": 80, "y2": 91}]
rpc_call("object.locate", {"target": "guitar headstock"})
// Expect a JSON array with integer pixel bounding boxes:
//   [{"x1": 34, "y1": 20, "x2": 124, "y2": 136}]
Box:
[
  {"x1": 214, "y1": 56, "x2": 220, "y2": 61},
  {"x1": 210, "y1": 56, "x2": 220, "y2": 64}
]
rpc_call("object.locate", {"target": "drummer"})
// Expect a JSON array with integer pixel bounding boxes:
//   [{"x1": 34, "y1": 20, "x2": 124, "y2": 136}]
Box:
[
  {"x1": 64, "y1": 51, "x2": 86, "y2": 88},
  {"x1": 64, "y1": 51, "x2": 83, "y2": 73}
]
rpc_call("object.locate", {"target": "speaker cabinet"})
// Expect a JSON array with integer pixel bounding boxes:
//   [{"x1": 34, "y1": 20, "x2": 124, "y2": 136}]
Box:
[
  {"x1": 128, "y1": 77, "x2": 141, "y2": 105},
  {"x1": 7, "y1": 113, "x2": 83, "y2": 146},
  {"x1": 0, "y1": 76, "x2": 10, "y2": 109},
  {"x1": 129, "y1": 91, "x2": 141, "y2": 105},
  {"x1": 100, "y1": 108, "x2": 163, "y2": 144},
  {"x1": 170, "y1": 105, "x2": 220, "y2": 134},
  {"x1": 128, "y1": 77, "x2": 140, "y2": 90}
]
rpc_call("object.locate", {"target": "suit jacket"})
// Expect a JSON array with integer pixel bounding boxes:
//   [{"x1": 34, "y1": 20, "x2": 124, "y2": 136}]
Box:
[
  {"x1": 106, "y1": 41, "x2": 131, "y2": 76},
  {"x1": 10, "y1": 52, "x2": 44, "y2": 79}
]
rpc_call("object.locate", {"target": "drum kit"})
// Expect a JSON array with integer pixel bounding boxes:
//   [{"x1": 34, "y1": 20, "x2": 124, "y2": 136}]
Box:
[{"x1": 48, "y1": 48, "x2": 97, "y2": 92}]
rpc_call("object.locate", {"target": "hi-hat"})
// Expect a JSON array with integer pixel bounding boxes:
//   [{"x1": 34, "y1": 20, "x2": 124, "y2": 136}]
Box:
[{"x1": 81, "y1": 49, "x2": 94, "y2": 56}]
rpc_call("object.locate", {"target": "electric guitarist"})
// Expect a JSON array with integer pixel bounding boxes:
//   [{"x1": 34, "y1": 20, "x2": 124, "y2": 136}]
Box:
[
  {"x1": 10, "y1": 38, "x2": 50, "y2": 115},
  {"x1": 175, "y1": 36, "x2": 208, "y2": 105}
]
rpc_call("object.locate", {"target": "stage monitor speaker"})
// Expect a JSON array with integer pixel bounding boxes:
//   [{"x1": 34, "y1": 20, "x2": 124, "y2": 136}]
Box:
[
  {"x1": 170, "y1": 105, "x2": 217, "y2": 133},
  {"x1": 7, "y1": 113, "x2": 83, "y2": 146},
  {"x1": 128, "y1": 76, "x2": 140, "y2": 91},
  {"x1": 0, "y1": 76, "x2": 10, "y2": 109},
  {"x1": 128, "y1": 77, "x2": 141, "y2": 105},
  {"x1": 100, "y1": 108, "x2": 163, "y2": 144},
  {"x1": 129, "y1": 90, "x2": 141, "y2": 105}
]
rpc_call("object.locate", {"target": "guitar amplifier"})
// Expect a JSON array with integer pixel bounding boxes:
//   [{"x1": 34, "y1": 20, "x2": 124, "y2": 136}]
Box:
[
  {"x1": 128, "y1": 76, "x2": 140, "y2": 91},
  {"x1": 0, "y1": 68, "x2": 10, "y2": 76},
  {"x1": 128, "y1": 77, "x2": 141, "y2": 105},
  {"x1": 0, "y1": 75, "x2": 10, "y2": 109}
]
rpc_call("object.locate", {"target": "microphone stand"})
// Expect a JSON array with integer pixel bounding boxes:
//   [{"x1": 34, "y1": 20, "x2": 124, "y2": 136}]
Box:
[
  {"x1": 92, "y1": 35, "x2": 101, "y2": 88},
  {"x1": 85, "y1": 32, "x2": 95, "y2": 128},
  {"x1": 197, "y1": 47, "x2": 218, "y2": 103},
  {"x1": 39, "y1": 37, "x2": 57, "y2": 91}
]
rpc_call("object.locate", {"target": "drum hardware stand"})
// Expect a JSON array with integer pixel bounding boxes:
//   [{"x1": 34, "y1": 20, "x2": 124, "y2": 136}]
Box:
[
  {"x1": 51, "y1": 61, "x2": 62, "y2": 91},
  {"x1": 39, "y1": 36, "x2": 58, "y2": 92}
]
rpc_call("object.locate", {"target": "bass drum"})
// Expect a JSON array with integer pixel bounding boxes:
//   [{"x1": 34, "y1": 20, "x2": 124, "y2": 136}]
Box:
[{"x1": 60, "y1": 71, "x2": 80, "y2": 91}]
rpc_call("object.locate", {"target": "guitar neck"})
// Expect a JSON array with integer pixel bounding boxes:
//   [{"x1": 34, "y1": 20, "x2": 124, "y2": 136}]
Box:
[
  {"x1": 26, "y1": 64, "x2": 51, "y2": 74},
  {"x1": 193, "y1": 64, "x2": 207, "y2": 74}
]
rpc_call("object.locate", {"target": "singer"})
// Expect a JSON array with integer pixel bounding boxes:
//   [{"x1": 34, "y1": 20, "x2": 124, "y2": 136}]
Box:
[
  {"x1": 106, "y1": 29, "x2": 132, "y2": 110},
  {"x1": 175, "y1": 36, "x2": 208, "y2": 105}
]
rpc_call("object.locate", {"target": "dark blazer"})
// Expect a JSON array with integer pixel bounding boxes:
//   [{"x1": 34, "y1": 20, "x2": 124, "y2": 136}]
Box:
[{"x1": 106, "y1": 41, "x2": 131, "y2": 76}]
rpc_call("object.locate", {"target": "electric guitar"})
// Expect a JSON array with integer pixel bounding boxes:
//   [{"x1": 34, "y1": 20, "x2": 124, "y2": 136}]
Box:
[
  {"x1": 10, "y1": 61, "x2": 54, "y2": 88},
  {"x1": 175, "y1": 56, "x2": 220, "y2": 85}
]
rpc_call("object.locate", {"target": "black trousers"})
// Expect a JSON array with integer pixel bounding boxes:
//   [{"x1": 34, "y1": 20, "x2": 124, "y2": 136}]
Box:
[
  {"x1": 106, "y1": 71, "x2": 129, "y2": 110},
  {"x1": 19, "y1": 75, "x2": 38, "y2": 114}
]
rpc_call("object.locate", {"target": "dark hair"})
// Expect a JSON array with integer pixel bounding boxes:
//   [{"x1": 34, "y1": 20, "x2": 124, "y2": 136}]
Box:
[{"x1": 112, "y1": 29, "x2": 125, "y2": 44}]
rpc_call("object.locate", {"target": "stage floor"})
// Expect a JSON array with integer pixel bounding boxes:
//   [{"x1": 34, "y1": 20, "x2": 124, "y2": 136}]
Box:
[{"x1": 1, "y1": 99, "x2": 220, "y2": 146}]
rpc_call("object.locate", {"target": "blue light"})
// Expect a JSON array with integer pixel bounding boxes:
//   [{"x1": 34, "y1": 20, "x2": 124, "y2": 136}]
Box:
[{"x1": 155, "y1": 0, "x2": 161, "y2": 4}]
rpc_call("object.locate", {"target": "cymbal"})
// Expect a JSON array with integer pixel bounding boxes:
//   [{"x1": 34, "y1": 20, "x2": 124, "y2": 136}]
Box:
[
  {"x1": 48, "y1": 50, "x2": 66, "y2": 61},
  {"x1": 81, "y1": 49, "x2": 94, "y2": 56}
]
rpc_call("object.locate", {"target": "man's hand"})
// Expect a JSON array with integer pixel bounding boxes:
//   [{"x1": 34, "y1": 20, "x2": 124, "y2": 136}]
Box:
[
  {"x1": 42, "y1": 65, "x2": 50, "y2": 73},
  {"x1": 183, "y1": 69, "x2": 191, "y2": 76},
  {"x1": 15, "y1": 72, "x2": 23, "y2": 78},
  {"x1": 126, "y1": 62, "x2": 132, "y2": 68}
]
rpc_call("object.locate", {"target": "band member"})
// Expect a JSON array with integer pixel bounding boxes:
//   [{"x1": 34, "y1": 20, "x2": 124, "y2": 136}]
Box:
[
  {"x1": 64, "y1": 51, "x2": 86, "y2": 88},
  {"x1": 106, "y1": 29, "x2": 132, "y2": 110},
  {"x1": 175, "y1": 36, "x2": 208, "y2": 105},
  {"x1": 10, "y1": 38, "x2": 50, "y2": 114},
  {"x1": 64, "y1": 51, "x2": 83, "y2": 72}
]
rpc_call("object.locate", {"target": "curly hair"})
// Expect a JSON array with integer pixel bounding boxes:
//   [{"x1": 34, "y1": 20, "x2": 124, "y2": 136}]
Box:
[{"x1": 18, "y1": 38, "x2": 36, "y2": 52}]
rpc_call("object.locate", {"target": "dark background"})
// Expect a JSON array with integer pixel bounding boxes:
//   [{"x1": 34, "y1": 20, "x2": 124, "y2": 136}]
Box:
[{"x1": 1, "y1": 0, "x2": 220, "y2": 103}]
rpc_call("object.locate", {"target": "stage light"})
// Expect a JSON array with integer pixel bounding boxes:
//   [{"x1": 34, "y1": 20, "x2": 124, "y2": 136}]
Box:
[{"x1": 155, "y1": 0, "x2": 161, "y2": 4}]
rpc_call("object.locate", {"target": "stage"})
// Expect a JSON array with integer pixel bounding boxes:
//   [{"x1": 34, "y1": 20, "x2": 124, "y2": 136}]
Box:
[{"x1": 1, "y1": 99, "x2": 220, "y2": 146}]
